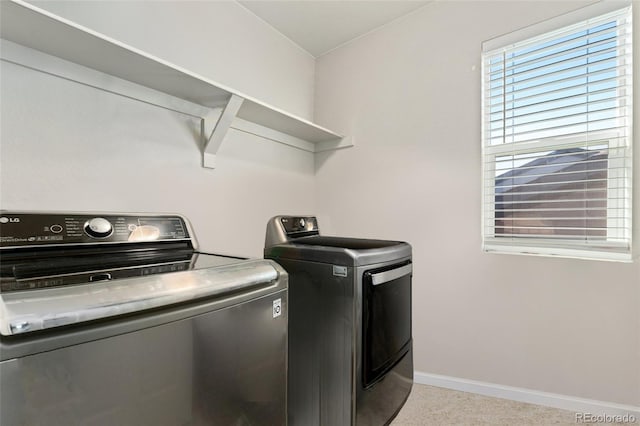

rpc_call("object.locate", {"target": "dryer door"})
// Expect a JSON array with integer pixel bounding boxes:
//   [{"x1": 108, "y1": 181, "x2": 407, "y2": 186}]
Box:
[{"x1": 362, "y1": 261, "x2": 412, "y2": 388}]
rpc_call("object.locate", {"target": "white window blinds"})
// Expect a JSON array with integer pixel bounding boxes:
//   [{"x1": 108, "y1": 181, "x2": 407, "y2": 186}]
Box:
[{"x1": 481, "y1": 4, "x2": 633, "y2": 261}]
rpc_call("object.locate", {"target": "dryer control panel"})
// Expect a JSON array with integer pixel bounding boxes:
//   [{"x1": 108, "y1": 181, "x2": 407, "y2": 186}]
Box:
[
  {"x1": 280, "y1": 216, "x2": 318, "y2": 235},
  {"x1": 265, "y1": 215, "x2": 319, "y2": 248}
]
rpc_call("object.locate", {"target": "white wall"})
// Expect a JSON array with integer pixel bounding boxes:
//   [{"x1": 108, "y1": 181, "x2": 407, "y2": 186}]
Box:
[
  {"x1": 1, "y1": 1, "x2": 317, "y2": 257},
  {"x1": 314, "y1": 0, "x2": 640, "y2": 407}
]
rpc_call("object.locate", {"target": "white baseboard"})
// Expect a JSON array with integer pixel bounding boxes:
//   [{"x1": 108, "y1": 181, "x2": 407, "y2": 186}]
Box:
[{"x1": 414, "y1": 371, "x2": 640, "y2": 418}]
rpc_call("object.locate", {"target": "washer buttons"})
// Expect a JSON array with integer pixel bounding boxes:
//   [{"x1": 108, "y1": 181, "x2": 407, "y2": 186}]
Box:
[{"x1": 50, "y1": 224, "x2": 63, "y2": 234}]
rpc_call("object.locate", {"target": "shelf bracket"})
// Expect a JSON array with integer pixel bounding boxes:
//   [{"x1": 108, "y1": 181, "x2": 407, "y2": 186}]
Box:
[{"x1": 202, "y1": 94, "x2": 244, "y2": 168}]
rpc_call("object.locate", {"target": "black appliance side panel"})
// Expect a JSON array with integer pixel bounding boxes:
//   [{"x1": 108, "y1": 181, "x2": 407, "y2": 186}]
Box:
[
  {"x1": 0, "y1": 291, "x2": 287, "y2": 426},
  {"x1": 273, "y1": 258, "x2": 354, "y2": 426}
]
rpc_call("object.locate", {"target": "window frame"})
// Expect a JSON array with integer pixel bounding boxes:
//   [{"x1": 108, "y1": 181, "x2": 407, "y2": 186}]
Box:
[{"x1": 480, "y1": 1, "x2": 633, "y2": 262}]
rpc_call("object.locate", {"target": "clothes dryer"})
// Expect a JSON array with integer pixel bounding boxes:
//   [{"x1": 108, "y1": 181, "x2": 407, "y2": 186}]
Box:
[{"x1": 265, "y1": 216, "x2": 413, "y2": 426}]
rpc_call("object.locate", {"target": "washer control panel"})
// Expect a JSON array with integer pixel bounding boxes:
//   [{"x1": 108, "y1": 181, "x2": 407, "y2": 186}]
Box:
[{"x1": 0, "y1": 213, "x2": 190, "y2": 247}]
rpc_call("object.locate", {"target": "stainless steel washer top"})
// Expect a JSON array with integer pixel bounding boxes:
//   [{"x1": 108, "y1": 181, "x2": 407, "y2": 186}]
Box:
[{"x1": 0, "y1": 212, "x2": 282, "y2": 337}]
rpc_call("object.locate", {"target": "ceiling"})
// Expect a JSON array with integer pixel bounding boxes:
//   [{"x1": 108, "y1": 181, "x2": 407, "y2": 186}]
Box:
[{"x1": 238, "y1": 1, "x2": 430, "y2": 58}]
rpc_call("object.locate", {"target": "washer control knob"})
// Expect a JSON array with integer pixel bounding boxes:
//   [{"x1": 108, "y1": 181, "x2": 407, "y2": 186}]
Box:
[
  {"x1": 84, "y1": 217, "x2": 113, "y2": 238},
  {"x1": 298, "y1": 218, "x2": 306, "y2": 228}
]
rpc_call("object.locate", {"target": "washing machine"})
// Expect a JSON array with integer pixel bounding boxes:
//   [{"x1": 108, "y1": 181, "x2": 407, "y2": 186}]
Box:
[
  {"x1": 1, "y1": 211, "x2": 288, "y2": 425},
  {"x1": 264, "y1": 215, "x2": 413, "y2": 426}
]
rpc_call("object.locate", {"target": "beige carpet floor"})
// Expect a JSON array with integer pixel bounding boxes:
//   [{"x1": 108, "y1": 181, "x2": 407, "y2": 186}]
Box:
[{"x1": 391, "y1": 384, "x2": 585, "y2": 425}]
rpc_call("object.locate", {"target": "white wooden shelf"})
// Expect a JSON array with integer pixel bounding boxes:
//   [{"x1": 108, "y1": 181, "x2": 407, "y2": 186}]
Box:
[{"x1": 0, "y1": 0, "x2": 353, "y2": 168}]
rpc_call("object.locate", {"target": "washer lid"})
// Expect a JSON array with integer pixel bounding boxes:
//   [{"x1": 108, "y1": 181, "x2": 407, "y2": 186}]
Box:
[
  {"x1": 0, "y1": 258, "x2": 283, "y2": 336},
  {"x1": 265, "y1": 235, "x2": 411, "y2": 266}
]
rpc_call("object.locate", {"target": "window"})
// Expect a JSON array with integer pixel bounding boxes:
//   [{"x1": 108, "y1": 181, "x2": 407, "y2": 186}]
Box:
[{"x1": 482, "y1": 3, "x2": 633, "y2": 261}]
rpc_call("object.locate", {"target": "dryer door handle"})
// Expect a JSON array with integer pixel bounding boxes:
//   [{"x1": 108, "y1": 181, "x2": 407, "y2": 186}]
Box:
[{"x1": 370, "y1": 263, "x2": 412, "y2": 286}]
